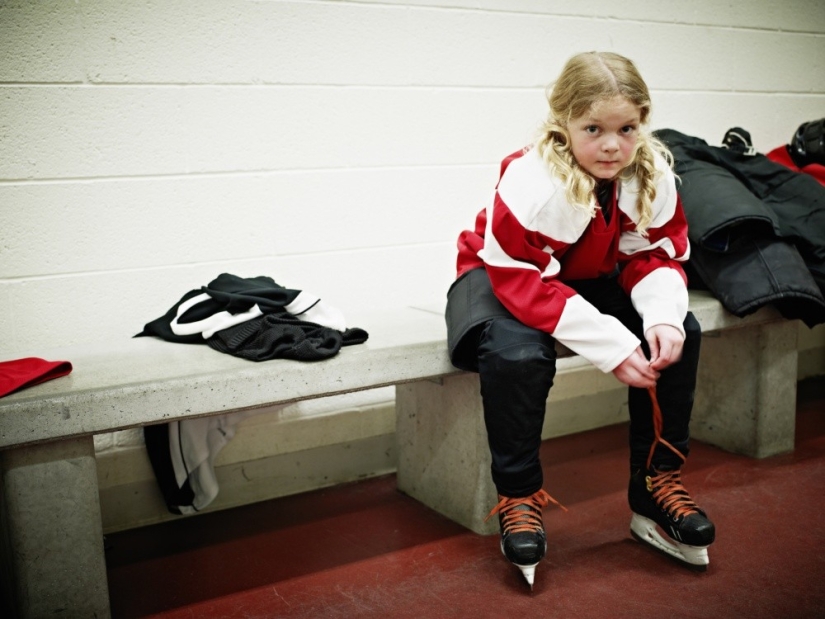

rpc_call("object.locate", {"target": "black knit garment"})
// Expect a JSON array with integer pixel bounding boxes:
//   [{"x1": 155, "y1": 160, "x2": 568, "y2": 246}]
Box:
[{"x1": 207, "y1": 312, "x2": 368, "y2": 361}]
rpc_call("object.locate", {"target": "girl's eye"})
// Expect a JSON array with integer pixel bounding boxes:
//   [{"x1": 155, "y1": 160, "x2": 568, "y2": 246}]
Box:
[
  {"x1": 585, "y1": 125, "x2": 600, "y2": 134},
  {"x1": 621, "y1": 125, "x2": 637, "y2": 135}
]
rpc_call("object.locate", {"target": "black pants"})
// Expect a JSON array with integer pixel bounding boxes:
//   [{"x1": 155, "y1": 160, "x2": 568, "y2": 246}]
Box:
[{"x1": 446, "y1": 268, "x2": 701, "y2": 498}]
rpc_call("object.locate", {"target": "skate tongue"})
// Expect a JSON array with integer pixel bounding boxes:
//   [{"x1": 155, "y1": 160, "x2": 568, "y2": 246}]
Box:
[
  {"x1": 647, "y1": 468, "x2": 701, "y2": 519},
  {"x1": 485, "y1": 490, "x2": 567, "y2": 524}
]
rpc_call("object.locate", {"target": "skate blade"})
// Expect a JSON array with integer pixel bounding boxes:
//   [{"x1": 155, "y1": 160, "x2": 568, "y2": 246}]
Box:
[
  {"x1": 630, "y1": 513, "x2": 709, "y2": 571},
  {"x1": 517, "y1": 563, "x2": 537, "y2": 589}
]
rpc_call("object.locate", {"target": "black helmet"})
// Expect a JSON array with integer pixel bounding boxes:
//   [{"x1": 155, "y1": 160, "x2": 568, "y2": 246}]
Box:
[{"x1": 789, "y1": 118, "x2": 825, "y2": 168}]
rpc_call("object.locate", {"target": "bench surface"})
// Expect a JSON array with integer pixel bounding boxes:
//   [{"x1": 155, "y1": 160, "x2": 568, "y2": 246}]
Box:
[{"x1": 0, "y1": 291, "x2": 782, "y2": 450}]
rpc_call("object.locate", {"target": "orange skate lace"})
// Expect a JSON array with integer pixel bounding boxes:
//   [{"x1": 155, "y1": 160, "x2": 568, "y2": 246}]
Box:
[
  {"x1": 484, "y1": 489, "x2": 567, "y2": 534},
  {"x1": 645, "y1": 386, "x2": 700, "y2": 519}
]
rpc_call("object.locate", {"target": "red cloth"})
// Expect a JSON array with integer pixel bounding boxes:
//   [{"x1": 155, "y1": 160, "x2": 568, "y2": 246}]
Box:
[
  {"x1": 0, "y1": 357, "x2": 73, "y2": 397},
  {"x1": 766, "y1": 145, "x2": 825, "y2": 186}
]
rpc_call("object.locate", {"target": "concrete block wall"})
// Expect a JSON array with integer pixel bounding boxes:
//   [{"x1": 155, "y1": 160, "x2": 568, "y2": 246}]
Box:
[{"x1": 2, "y1": 1, "x2": 824, "y2": 531}]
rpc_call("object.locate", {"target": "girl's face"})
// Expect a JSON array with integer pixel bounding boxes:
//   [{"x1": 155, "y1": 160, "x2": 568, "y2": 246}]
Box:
[{"x1": 567, "y1": 96, "x2": 641, "y2": 181}]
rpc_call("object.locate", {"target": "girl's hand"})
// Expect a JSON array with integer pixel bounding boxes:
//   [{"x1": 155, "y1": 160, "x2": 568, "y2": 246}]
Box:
[
  {"x1": 645, "y1": 324, "x2": 684, "y2": 371},
  {"x1": 612, "y1": 346, "x2": 659, "y2": 388}
]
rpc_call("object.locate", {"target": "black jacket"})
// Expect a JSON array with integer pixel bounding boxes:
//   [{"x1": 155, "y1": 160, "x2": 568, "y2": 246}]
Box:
[{"x1": 655, "y1": 129, "x2": 825, "y2": 327}]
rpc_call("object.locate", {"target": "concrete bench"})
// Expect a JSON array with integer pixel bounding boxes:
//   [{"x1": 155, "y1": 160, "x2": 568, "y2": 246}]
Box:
[{"x1": 0, "y1": 291, "x2": 798, "y2": 618}]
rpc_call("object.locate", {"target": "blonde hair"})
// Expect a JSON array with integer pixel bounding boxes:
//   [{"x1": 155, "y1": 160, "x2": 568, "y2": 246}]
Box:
[{"x1": 535, "y1": 51, "x2": 672, "y2": 233}]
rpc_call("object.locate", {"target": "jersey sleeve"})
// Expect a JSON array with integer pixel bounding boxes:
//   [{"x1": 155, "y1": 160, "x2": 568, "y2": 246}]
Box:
[
  {"x1": 478, "y1": 150, "x2": 640, "y2": 373},
  {"x1": 617, "y1": 164, "x2": 691, "y2": 337}
]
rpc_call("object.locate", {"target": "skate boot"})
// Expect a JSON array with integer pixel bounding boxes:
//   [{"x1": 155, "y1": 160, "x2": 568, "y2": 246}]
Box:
[
  {"x1": 485, "y1": 489, "x2": 566, "y2": 589},
  {"x1": 628, "y1": 466, "x2": 715, "y2": 570},
  {"x1": 628, "y1": 386, "x2": 716, "y2": 570}
]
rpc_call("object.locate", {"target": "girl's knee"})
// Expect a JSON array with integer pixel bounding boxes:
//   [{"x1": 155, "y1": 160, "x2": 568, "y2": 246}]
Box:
[{"x1": 478, "y1": 319, "x2": 557, "y2": 377}]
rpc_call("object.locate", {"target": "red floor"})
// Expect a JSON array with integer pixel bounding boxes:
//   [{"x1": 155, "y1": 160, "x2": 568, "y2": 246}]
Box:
[{"x1": 106, "y1": 378, "x2": 825, "y2": 619}]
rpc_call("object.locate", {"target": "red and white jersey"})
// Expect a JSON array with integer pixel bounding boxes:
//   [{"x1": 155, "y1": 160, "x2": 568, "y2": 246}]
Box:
[{"x1": 456, "y1": 146, "x2": 691, "y2": 372}]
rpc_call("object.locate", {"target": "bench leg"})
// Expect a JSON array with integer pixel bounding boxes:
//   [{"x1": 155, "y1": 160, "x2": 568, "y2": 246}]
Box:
[
  {"x1": 691, "y1": 320, "x2": 799, "y2": 458},
  {"x1": 1, "y1": 437, "x2": 110, "y2": 618},
  {"x1": 396, "y1": 374, "x2": 498, "y2": 535}
]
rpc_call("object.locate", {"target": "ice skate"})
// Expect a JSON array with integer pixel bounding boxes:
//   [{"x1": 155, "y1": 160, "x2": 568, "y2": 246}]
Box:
[
  {"x1": 628, "y1": 466, "x2": 715, "y2": 570},
  {"x1": 485, "y1": 489, "x2": 566, "y2": 589},
  {"x1": 628, "y1": 387, "x2": 715, "y2": 570}
]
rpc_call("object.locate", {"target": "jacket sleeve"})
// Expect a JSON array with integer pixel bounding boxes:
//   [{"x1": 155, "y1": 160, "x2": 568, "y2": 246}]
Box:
[
  {"x1": 617, "y1": 165, "x2": 690, "y2": 337},
  {"x1": 478, "y1": 151, "x2": 640, "y2": 373}
]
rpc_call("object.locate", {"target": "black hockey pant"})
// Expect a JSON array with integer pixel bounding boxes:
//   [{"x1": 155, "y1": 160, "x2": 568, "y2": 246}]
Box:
[{"x1": 476, "y1": 275, "x2": 701, "y2": 498}]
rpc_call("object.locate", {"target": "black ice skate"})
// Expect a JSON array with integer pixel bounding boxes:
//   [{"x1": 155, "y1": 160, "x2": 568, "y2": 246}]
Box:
[
  {"x1": 629, "y1": 387, "x2": 715, "y2": 570},
  {"x1": 628, "y1": 466, "x2": 715, "y2": 570},
  {"x1": 485, "y1": 489, "x2": 566, "y2": 589}
]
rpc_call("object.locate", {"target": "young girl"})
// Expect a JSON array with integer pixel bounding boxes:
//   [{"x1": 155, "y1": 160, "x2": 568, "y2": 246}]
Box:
[{"x1": 445, "y1": 51, "x2": 715, "y2": 587}]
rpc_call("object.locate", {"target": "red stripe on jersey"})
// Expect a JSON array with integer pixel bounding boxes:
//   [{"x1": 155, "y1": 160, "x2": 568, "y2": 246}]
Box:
[
  {"x1": 456, "y1": 207, "x2": 487, "y2": 276},
  {"x1": 618, "y1": 195, "x2": 690, "y2": 292},
  {"x1": 486, "y1": 260, "x2": 576, "y2": 334},
  {"x1": 490, "y1": 194, "x2": 558, "y2": 273}
]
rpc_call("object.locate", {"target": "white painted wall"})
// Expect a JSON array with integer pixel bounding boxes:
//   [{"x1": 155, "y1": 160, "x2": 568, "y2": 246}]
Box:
[
  {"x1": 2, "y1": 0, "x2": 824, "y2": 355},
  {"x1": 2, "y1": 1, "x2": 824, "y2": 530}
]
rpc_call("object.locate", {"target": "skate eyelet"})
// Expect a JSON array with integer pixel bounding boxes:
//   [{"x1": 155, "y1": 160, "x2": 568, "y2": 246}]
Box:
[{"x1": 645, "y1": 475, "x2": 653, "y2": 492}]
